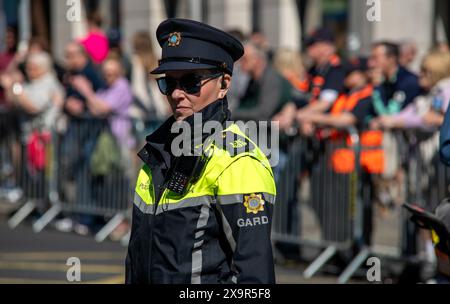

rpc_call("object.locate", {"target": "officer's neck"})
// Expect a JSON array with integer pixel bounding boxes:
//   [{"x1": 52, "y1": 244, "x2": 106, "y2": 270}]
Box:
[{"x1": 183, "y1": 98, "x2": 230, "y2": 127}]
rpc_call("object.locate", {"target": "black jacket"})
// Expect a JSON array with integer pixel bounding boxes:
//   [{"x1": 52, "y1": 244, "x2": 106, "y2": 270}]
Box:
[{"x1": 125, "y1": 99, "x2": 276, "y2": 284}]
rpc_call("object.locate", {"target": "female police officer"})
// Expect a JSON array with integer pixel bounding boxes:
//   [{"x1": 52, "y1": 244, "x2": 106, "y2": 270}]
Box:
[{"x1": 125, "y1": 18, "x2": 276, "y2": 284}]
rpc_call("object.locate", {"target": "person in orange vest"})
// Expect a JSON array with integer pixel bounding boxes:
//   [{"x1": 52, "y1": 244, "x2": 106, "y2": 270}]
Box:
[
  {"x1": 298, "y1": 57, "x2": 382, "y2": 246},
  {"x1": 272, "y1": 28, "x2": 345, "y2": 134},
  {"x1": 295, "y1": 28, "x2": 346, "y2": 135},
  {"x1": 301, "y1": 58, "x2": 383, "y2": 166}
]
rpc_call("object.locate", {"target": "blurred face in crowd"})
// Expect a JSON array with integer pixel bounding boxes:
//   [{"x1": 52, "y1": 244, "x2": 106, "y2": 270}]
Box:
[
  {"x1": 240, "y1": 44, "x2": 257, "y2": 74},
  {"x1": 6, "y1": 28, "x2": 17, "y2": 52},
  {"x1": 64, "y1": 42, "x2": 88, "y2": 71},
  {"x1": 418, "y1": 52, "x2": 450, "y2": 91},
  {"x1": 399, "y1": 43, "x2": 417, "y2": 67},
  {"x1": 419, "y1": 64, "x2": 433, "y2": 90},
  {"x1": 164, "y1": 69, "x2": 231, "y2": 121},
  {"x1": 306, "y1": 43, "x2": 321, "y2": 62},
  {"x1": 306, "y1": 42, "x2": 335, "y2": 65},
  {"x1": 102, "y1": 59, "x2": 123, "y2": 86},
  {"x1": 345, "y1": 70, "x2": 367, "y2": 90},
  {"x1": 369, "y1": 45, "x2": 397, "y2": 76},
  {"x1": 25, "y1": 60, "x2": 46, "y2": 81},
  {"x1": 239, "y1": 43, "x2": 266, "y2": 77}
]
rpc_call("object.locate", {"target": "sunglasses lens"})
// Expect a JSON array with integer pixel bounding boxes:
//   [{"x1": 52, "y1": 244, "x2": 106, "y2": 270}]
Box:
[
  {"x1": 180, "y1": 75, "x2": 202, "y2": 94},
  {"x1": 157, "y1": 72, "x2": 221, "y2": 95},
  {"x1": 156, "y1": 78, "x2": 168, "y2": 95},
  {"x1": 157, "y1": 77, "x2": 177, "y2": 95}
]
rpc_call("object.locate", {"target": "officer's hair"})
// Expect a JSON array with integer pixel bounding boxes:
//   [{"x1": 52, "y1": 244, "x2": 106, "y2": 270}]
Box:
[
  {"x1": 243, "y1": 40, "x2": 268, "y2": 62},
  {"x1": 373, "y1": 41, "x2": 400, "y2": 61}
]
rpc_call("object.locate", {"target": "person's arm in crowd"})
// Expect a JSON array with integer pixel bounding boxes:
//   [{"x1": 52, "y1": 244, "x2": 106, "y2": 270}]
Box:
[
  {"x1": 440, "y1": 105, "x2": 450, "y2": 166},
  {"x1": 305, "y1": 96, "x2": 371, "y2": 130},
  {"x1": 376, "y1": 103, "x2": 420, "y2": 129},
  {"x1": 375, "y1": 102, "x2": 444, "y2": 130},
  {"x1": 296, "y1": 66, "x2": 345, "y2": 121},
  {"x1": 296, "y1": 89, "x2": 338, "y2": 119},
  {"x1": 302, "y1": 111, "x2": 356, "y2": 129},
  {"x1": 0, "y1": 74, "x2": 41, "y2": 114},
  {"x1": 10, "y1": 91, "x2": 41, "y2": 114},
  {"x1": 272, "y1": 102, "x2": 297, "y2": 131},
  {"x1": 422, "y1": 110, "x2": 445, "y2": 127},
  {"x1": 71, "y1": 76, "x2": 112, "y2": 116}
]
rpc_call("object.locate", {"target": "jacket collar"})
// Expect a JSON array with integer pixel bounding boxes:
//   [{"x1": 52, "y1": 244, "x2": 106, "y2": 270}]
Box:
[{"x1": 138, "y1": 98, "x2": 231, "y2": 167}]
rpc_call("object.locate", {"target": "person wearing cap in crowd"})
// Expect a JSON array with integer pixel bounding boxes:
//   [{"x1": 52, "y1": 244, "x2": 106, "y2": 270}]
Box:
[
  {"x1": 125, "y1": 18, "x2": 277, "y2": 284},
  {"x1": 294, "y1": 27, "x2": 346, "y2": 134},
  {"x1": 297, "y1": 58, "x2": 373, "y2": 134}
]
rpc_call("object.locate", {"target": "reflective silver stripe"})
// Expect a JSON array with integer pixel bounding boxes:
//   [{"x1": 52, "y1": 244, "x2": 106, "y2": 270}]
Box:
[
  {"x1": 133, "y1": 193, "x2": 154, "y2": 214},
  {"x1": 195, "y1": 231, "x2": 204, "y2": 238},
  {"x1": 219, "y1": 209, "x2": 236, "y2": 251},
  {"x1": 191, "y1": 250, "x2": 202, "y2": 284},
  {"x1": 191, "y1": 204, "x2": 210, "y2": 284},
  {"x1": 193, "y1": 240, "x2": 204, "y2": 249},
  {"x1": 216, "y1": 193, "x2": 276, "y2": 205},
  {"x1": 133, "y1": 193, "x2": 212, "y2": 215},
  {"x1": 216, "y1": 202, "x2": 239, "y2": 282},
  {"x1": 155, "y1": 195, "x2": 212, "y2": 215}
]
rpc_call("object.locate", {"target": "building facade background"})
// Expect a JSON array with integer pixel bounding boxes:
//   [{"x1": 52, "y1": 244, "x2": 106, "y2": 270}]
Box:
[{"x1": 0, "y1": 0, "x2": 448, "y2": 70}]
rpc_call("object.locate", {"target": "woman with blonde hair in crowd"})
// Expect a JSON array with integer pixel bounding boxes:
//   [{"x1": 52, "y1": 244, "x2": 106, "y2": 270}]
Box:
[
  {"x1": 129, "y1": 31, "x2": 170, "y2": 123},
  {"x1": 273, "y1": 48, "x2": 309, "y2": 92},
  {"x1": 373, "y1": 50, "x2": 450, "y2": 130},
  {"x1": 272, "y1": 48, "x2": 310, "y2": 132}
]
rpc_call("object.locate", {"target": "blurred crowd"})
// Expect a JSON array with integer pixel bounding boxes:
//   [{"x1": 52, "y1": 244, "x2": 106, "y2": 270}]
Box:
[
  {"x1": 1, "y1": 13, "x2": 450, "y2": 281},
  {"x1": 0, "y1": 13, "x2": 172, "y2": 237},
  {"x1": 227, "y1": 27, "x2": 450, "y2": 282}
]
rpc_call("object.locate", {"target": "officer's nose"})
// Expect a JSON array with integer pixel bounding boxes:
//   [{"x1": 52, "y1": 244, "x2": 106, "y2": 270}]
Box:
[{"x1": 171, "y1": 87, "x2": 187, "y2": 102}]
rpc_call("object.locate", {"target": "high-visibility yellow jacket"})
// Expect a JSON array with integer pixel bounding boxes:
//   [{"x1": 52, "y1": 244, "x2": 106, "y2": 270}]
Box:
[{"x1": 125, "y1": 99, "x2": 276, "y2": 284}]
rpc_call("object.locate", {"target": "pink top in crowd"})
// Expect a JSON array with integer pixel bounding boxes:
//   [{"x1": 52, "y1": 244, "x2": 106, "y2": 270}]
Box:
[{"x1": 79, "y1": 31, "x2": 109, "y2": 64}]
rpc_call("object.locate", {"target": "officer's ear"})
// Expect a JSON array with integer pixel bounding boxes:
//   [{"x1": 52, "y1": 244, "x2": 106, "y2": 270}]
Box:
[{"x1": 218, "y1": 74, "x2": 232, "y2": 99}]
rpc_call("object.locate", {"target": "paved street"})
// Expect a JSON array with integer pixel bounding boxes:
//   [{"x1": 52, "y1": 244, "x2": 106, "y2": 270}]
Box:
[{"x1": 0, "y1": 205, "x2": 354, "y2": 284}]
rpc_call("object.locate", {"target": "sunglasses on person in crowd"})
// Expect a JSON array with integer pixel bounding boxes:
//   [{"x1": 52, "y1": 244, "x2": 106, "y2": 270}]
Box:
[{"x1": 156, "y1": 71, "x2": 223, "y2": 96}]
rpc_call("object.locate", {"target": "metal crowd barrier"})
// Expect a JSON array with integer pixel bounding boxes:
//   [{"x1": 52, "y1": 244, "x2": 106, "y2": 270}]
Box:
[
  {"x1": 272, "y1": 127, "x2": 363, "y2": 282},
  {"x1": 347, "y1": 129, "x2": 446, "y2": 283},
  {"x1": 1, "y1": 111, "x2": 57, "y2": 230},
  {"x1": 2, "y1": 114, "x2": 158, "y2": 243},
  {"x1": 272, "y1": 126, "x2": 450, "y2": 283}
]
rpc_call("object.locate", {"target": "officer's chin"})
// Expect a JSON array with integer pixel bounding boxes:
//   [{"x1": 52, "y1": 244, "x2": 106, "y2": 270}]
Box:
[{"x1": 174, "y1": 108, "x2": 194, "y2": 121}]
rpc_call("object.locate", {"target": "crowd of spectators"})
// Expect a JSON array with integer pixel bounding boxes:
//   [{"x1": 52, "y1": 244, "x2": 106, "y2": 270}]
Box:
[
  {"x1": 1, "y1": 14, "x2": 450, "y2": 276},
  {"x1": 0, "y1": 15, "x2": 171, "y2": 237}
]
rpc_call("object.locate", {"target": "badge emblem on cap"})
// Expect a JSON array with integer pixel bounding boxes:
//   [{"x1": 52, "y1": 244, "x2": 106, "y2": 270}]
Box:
[{"x1": 168, "y1": 32, "x2": 181, "y2": 47}]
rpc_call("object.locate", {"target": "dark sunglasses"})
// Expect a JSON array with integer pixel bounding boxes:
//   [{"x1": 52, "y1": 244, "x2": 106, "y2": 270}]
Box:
[{"x1": 156, "y1": 71, "x2": 223, "y2": 96}]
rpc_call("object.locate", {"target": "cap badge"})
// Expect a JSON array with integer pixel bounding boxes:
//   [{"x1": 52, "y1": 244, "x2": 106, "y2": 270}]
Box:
[{"x1": 168, "y1": 32, "x2": 181, "y2": 47}]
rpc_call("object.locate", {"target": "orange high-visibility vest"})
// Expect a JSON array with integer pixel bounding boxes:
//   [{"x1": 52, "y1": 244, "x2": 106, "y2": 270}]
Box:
[
  {"x1": 284, "y1": 71, "x2": 309, "y2": 93},
  {"x1": 328, "y1": 85, "x2": 385, "y2": 174}
]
